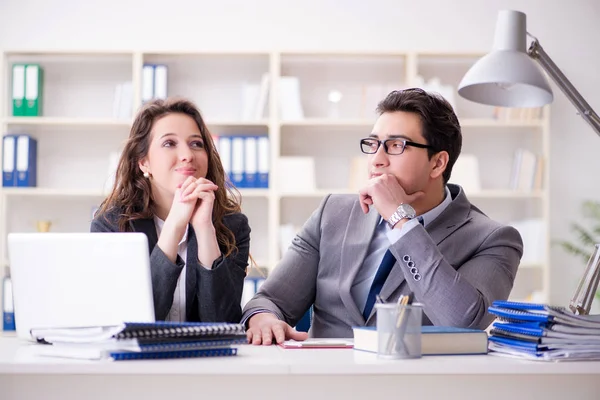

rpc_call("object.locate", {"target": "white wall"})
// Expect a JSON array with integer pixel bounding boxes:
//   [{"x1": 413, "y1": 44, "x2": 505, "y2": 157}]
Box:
[{"x1": 1, "y1": 0, "x2": 599, "y2": 307}]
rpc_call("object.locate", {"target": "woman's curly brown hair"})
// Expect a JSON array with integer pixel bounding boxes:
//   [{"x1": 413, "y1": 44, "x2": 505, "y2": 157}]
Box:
[{"x1": 96, "y1": 97, "x2": 242, "y2": 257}]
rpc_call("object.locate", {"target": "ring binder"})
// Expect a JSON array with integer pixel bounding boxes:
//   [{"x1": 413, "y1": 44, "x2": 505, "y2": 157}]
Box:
[{"x1": 109, "y1": 347, "x2": 238, "y2": 361}]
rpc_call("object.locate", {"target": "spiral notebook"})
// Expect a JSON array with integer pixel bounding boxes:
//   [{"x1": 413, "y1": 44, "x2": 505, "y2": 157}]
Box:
[
  {"x1": 30, "y1": 321, "x2": 247, "y2": 361},
  {"x1": 31, "y1": 321, "x2": 246, "y2": 344}
]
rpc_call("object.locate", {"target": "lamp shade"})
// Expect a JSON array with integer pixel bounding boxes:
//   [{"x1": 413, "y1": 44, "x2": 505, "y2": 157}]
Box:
[{"x1": 458, "y1": 10, "x2": 554, "y2": 108}]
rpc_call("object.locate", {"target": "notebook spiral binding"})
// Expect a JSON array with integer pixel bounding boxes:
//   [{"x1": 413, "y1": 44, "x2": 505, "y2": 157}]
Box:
[{"x1": 116, "y1": 322, "x2": 246, "y2": 339}]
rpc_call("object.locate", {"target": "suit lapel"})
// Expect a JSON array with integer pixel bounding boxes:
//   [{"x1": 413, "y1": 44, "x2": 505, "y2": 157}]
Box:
[
  {"x1": 131, "y1": 218, "x2": 158, "y2": 253},
  {"x1": 376, "y1": 186, "x2": 472, "y2": 308},
  {"x1": 339, "y1": 201, "x2": 380, "y2": 326}
]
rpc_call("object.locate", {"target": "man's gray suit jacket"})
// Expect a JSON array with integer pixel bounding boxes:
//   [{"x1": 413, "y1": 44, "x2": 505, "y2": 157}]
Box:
[{"x1": 242, "y1": 184, "x2": 523, "y2": 338}]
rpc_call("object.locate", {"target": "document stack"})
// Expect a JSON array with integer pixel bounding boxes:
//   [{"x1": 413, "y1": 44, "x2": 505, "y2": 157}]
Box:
[
  {"x1": 487, "y1": 300, "x2": 600, "y2": 361},
  {"x1": 30, "y1": 321, "x2": 247, "y2": 361}
]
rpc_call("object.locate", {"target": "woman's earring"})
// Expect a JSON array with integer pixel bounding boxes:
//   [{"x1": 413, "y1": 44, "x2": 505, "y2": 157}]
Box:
[{"x1": 143, "y1": 171, "x2": 150, "y2": 179}]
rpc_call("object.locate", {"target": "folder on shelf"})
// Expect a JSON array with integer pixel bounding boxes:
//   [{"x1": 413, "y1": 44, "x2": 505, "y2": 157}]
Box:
[
  {"x1": 15, "y1": 135, "x2": 37, "y2": 187},
  {"x1": 230, "y1": 136, "x2": 245, "y2": 188},
  {"x1": 12, "y1": 64, "x2": 26, "y2": 116},
  {"x1": 241, "y1": 276, "x2": 266, "y2": 308},
  {"x1": 2, "y1": 135, "x2": 17, "y2": 187},
  {"x1": 218, "y1": 136, "x2": 232, "y2": 184},
  {"x1": 24, "y1": 64, "x2": 43, "y2": 117},
  {"x1": 244, "y1": 136, "x2": 258, "y2": 188},
  {"x1": 141, "y1": 64, "x2": 155, "y2": 104},
  {"x1": 154, "y1": 64, "x2": 168, "y2": 99},
  {"x1": 257, "y1": 136, "x2": 269, "y2": 188},
  {"x1": 142, "y1": 64, "x2": 169, "y2": 103}
]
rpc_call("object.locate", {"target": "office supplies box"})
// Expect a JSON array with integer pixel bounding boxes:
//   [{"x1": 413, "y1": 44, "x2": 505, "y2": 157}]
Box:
[
  {"x1": 15, "y1": 135, "x2": 37, "y2": 187},
  {"x1": 352, "y1": 326, "x2": 489, "y2": 355},
  {"x1": 2, "y1": 135, "x2": 17, "y2": 187},
  {"x1": 12, "y1": 64, "x2": 26, "y2": 116},
  {"x1": 24, "y1": 64, "x2": 44, "y2": 116},
  {"x1": 30, "y1": 321, "x2": 247, "y2": 361}
]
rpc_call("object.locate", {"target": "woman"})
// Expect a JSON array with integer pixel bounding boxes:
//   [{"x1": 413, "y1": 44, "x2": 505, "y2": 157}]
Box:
[{"x1": 92, "y1": 97, "x2": 250, "y2": 323}]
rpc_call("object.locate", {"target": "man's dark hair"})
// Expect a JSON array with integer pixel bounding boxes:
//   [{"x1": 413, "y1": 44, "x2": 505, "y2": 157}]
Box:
[{"x1": 376, "y1": 88, "x2": 462, "y2": 184}]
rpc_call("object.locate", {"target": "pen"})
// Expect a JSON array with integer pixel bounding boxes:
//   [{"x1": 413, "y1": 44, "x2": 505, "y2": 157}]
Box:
[{"x1": 386, "y1": 292, "x2": 415, "y2": 355}]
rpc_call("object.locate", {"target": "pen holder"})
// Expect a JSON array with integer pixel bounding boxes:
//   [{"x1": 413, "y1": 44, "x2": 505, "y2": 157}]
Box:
[{"x1": 375, "y1": 303, "x2": 422, "y2": 359}]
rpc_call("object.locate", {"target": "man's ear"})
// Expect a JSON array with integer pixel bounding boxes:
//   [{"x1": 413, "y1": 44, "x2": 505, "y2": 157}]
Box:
[{"x1": 430, "y1": 151, "x2": 449, "y2": 180}]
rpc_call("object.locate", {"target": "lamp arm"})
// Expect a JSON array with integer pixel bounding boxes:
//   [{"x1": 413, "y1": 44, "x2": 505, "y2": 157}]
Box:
[
  {"x1": 528, "y1": 38, "x2": 600, "y2": 137},
  {"x1": 529, "y1": 36, "x2": 600, "y2": 315}
]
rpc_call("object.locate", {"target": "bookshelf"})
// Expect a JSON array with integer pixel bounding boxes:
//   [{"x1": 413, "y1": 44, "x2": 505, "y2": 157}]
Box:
[{"x1": 0, "y1": 50, "x2": 551, "y2": 303}]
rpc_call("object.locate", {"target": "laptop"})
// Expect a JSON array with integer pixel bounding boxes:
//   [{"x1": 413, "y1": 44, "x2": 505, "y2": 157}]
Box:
[{"x1": 8, "y1": 232, "x2": 155, "y2": 341}]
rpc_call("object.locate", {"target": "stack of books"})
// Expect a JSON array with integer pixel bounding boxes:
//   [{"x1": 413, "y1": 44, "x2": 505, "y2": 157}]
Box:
[
  {"x1": 488, "y1": 301, "x2": 600, "y2": 361},
  {"x1": 30, "y1": 321, "x2": 247, "y2": 361}
]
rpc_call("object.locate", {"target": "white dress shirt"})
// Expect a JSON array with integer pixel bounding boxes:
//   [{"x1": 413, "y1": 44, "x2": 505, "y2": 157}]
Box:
[
  {"x1": 351, "y1": 186, "x2": 453, "y2": 312},
  {"x1": 154, "y1": 216, "x2": 188, "y2": 322}
]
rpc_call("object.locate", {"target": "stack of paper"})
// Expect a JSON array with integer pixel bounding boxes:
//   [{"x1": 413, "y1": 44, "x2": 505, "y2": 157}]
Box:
[
  {"x1": 31, "y1": 321, "x2": 247, "y2": 361},
  {"x1": 488, "y1": 301, "x2": 600, "y2": 361}
]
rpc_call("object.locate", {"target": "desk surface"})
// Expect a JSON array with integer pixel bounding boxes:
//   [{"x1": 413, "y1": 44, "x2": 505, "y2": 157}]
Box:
[
  {"x1": 3, "y1": 336, "x2": 600, "y2": 400},
  {"x1": 2, "y1": 336, "x2": 600, "y2": 375}
]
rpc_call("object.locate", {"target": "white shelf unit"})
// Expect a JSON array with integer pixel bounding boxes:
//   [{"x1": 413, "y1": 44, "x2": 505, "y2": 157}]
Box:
[{"x1": 0, "y1": 50, "x2": 550, "y2": 302}]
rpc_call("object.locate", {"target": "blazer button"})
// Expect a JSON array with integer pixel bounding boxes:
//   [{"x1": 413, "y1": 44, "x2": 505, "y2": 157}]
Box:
[
  {"x1": 413, "y1": 273, "x2": 422, "y2": 281},
  {"x1": 402, "y1": 255, "x2": 411, "y2": 262}
]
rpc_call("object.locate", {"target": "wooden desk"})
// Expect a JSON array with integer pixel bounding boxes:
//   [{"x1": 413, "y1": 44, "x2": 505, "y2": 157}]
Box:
[{"x1": 1, "y1": 336, "x2": 599, "y2": 399}]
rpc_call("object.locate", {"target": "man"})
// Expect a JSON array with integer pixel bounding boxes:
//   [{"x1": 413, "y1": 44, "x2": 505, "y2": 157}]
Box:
[{"x1": 243, "y1": 88, "x2": 523, "y2": 345}]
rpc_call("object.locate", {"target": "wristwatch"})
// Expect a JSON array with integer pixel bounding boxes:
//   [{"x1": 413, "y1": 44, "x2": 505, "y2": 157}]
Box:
[{"x1": 387, "y1": 203, "x2": 416, "y2": 229}]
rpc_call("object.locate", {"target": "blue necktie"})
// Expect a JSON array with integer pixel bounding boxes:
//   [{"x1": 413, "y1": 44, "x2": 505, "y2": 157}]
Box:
[
  {"x1": 361, "y1": 217, "x2": 424, "y2": 320},
  {"x1": 362, "y1": 249, "x2": 396, "y2": 320}
]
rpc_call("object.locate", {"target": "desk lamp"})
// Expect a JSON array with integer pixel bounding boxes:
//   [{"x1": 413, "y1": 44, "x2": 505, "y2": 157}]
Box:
[{"x1": 457, "y1": 10, "x2": 600, "y2": 314}]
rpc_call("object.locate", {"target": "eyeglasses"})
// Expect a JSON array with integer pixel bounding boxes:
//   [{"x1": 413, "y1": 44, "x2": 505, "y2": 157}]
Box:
[{"x1": 360, "y1": 137, "x2": 433, "y2": 155}]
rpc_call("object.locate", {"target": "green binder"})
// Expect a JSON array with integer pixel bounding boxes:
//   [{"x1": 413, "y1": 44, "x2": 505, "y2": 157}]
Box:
[
  {"x1": 24, "y1": 64, "x2": 43, "y2": 117},
  {"x1": 11, "y1": 64, "x2": 26, "y2": 116}
]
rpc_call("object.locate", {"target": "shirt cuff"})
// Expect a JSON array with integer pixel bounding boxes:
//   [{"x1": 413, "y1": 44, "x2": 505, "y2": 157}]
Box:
[{"x1": 386, "y1": 218, "x2": 420, "y2": 244}]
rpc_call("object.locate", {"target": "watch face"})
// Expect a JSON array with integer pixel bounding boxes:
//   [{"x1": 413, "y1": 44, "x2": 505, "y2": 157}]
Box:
[{"x1": 399, "y1": 203, "x2": 416, "y2": 219}]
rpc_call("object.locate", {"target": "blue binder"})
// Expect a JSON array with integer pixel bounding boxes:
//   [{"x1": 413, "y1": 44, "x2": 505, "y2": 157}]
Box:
[
  {"x1": 15, "y1": 135, "x2": 37, "y2": 187},
  {"x1": 2, "y1": 135, "x2": 17, "y2": 187},
  {"x1": 257, "y1": 135, "x2": 269, "y2": 188},
  {"x1": 110, "y1": 346, "x2": 237, "y2": 361}
]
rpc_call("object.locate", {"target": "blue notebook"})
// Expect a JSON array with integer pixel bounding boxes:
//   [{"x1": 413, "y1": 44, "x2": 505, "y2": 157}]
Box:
[{"x1": 109, "y1": 347, "x2": 238, "y2": 361}]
